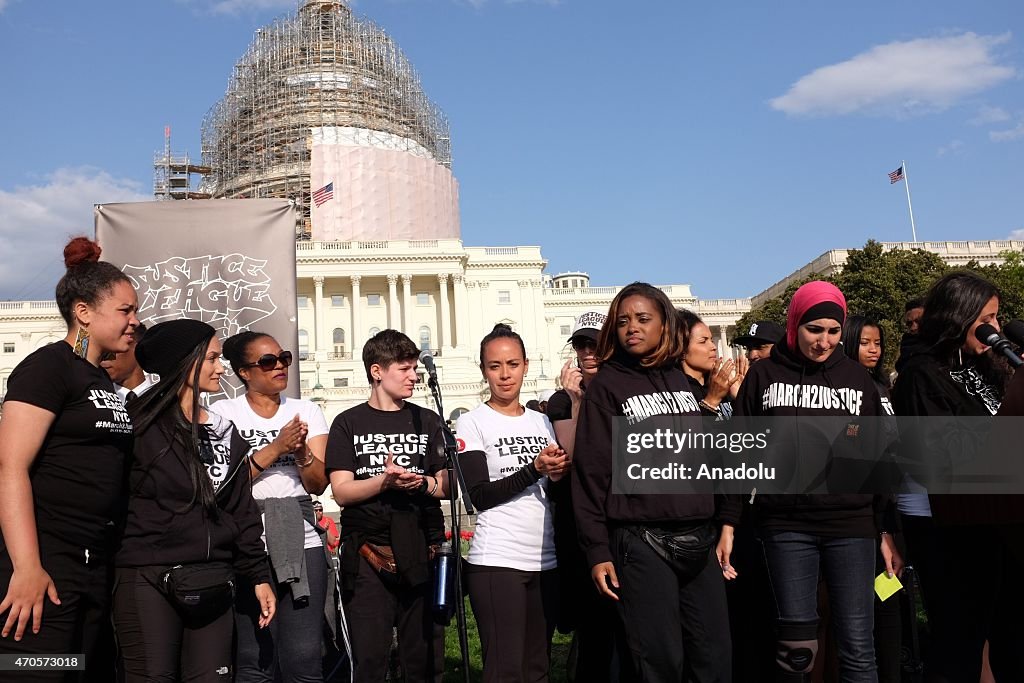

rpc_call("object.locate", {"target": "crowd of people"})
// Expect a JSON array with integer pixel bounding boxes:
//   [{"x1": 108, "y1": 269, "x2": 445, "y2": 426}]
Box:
[{"x1": 1, "y1": 236, "x2": 1022, "y2": 683}]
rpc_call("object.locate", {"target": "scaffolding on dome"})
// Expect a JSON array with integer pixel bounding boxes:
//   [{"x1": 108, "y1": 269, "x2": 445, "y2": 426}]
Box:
[{"x1": 200, "y1": 0, "x2": 452, "y2": 238}]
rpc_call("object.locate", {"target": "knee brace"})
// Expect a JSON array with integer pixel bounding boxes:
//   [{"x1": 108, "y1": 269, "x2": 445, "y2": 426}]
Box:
[{"x1": 774, "y1": 619, "x2": 818, "y2": 679}]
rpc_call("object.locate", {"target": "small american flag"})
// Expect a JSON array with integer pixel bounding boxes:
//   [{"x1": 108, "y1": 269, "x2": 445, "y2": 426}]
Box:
[
  {"x1": 888, "y1": 166, "x2": 904, "y2": 184},
  {"x1": 313, "y1": 182, "x2": 334, "y2": 207}
]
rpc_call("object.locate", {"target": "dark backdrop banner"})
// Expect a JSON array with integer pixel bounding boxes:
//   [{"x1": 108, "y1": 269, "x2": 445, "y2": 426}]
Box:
[{"x1": 94, "y1": 199, "x2": 299, "y2": 400}]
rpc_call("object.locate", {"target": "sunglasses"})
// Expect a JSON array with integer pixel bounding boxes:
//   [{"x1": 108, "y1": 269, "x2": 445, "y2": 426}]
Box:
[
  {"x1": 571, "y1": 338, "x2": 597, "y2": 351},
  {"x1": 241, "y1": 351, "x2": 293, "y2": 371}
]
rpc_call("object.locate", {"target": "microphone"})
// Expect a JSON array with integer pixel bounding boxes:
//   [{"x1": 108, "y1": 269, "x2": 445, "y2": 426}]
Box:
[
  {"x1": 975, "y1": 323, "x2": 1024, "y2": 368},
  {"x1": 1002, "y1": 319, "x2": 1024, "y2": 349},
  {"x1": 419, "y1": 350, "x2": 439, "y2": 384}
]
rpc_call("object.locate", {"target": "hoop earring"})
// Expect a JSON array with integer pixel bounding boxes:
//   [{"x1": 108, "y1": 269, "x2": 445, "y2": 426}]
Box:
[{"x1": 73, "y1": 326, "x2": 90, "y2": 359}]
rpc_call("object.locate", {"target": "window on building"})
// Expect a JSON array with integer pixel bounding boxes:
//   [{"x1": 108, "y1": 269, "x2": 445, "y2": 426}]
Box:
[
  {"x1": 331, "y1": 295, "x2": 345, "y2": 307},
  {"x1": 300, "y1": 377, "x2": 310, "y2": 390},
  {"x1": 369, "y1": 327, "x2": 380, "y2": 338},
  {"x1": 560, "y1": 325, "x2": 571, "y2": 336},
  {"x1": 367, "y1": 294, "x2": 382, "y2": 306},
  {"x1": 333, "y1": 328, "x2": 346, "y2": 354},
  {"x1": 498, "y1": 290, "x2": 511, "y2": 304},
  {"x1": 298, "y1": 329, "x2": 309, "y2": 360},
  {"x1": 333, "y1": 377, "x2": 349, "y2": 388},
  {"x1": 419, "y1": 326, "x2": 431, "y2": 352},
  {"x1": 416, "y1": 292, "x2": 429, "y2": 306},
  {"x1": 297, "y1": 296, "x2": 309, "y2": 308},
  {"x1": 2, "y1": 343, "x2": 13, "y2": 353}
]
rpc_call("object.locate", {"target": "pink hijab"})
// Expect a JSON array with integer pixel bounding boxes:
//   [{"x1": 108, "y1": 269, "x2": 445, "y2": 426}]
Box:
[{"x1": 786, "y1": 281, "x2": 848, "y2": 349}]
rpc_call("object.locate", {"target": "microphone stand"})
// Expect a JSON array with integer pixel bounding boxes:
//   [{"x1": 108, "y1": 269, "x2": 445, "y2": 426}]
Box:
[{"x1": 426, "y1": 373, "x2": 474, "y2": 683}]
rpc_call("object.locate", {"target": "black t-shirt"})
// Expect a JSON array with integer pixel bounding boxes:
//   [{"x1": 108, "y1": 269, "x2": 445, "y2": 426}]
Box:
[
  {"x1": 1, "y1": 342, "x2": 133, "y2": 558},
  {"x1": 545, "y1": 389, "x2": 572, "y2": 423},
  {"x1": 326, "y1": 401, "x2": 446, "y2": 543}
]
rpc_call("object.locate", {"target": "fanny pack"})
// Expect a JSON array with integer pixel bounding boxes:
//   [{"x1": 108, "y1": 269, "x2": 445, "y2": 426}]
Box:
[
  {"x1": 637, "y1": 523, "x2": 718, "y2": 581},
  {"x1": 160, "y1": 562, "x2": 235, "y2": 621}
]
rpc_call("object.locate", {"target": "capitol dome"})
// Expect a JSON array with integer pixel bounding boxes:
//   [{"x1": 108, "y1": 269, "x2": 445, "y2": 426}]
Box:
[{"x1": 201, "y1": 0, "x2": 458, "y2": 241}]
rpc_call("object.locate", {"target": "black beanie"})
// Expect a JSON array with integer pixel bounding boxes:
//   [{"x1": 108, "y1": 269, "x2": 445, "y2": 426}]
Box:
[{"x1": 136, "y1": 319, "x2": 216, "y2": 377}]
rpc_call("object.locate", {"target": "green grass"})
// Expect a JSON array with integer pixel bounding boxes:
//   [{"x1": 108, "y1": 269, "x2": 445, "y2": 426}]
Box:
[{"x1": 443, "y1": 598, "x2": 573, "y2": 683}]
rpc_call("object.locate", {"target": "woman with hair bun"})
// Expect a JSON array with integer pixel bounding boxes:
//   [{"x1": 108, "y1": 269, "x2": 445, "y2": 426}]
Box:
[
  {"x1": 214, "y1": 330, "x2": 332, "y2": 683},
  {"x1": 0, "y1": 237, "x2": 139, "y2": 679},
  {"x1": 456, "y1": 323, "x2": 568, "y2": 682}
]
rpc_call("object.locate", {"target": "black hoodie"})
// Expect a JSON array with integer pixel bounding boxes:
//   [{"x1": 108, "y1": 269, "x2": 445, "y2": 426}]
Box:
[
  {"x1": 116, "y1": 412, "x2": 271, "y2": 587},
  {"x1": 726, "y1": 341, "x2": 890, "y2": 538},
  {"x1": 571, "y1": 354, "x2": 726, "y2": 569}
]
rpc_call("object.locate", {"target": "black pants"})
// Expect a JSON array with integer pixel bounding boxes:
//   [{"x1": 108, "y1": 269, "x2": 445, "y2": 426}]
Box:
[
  {"x1": 924, "y1": 523, "x2": 1024, "y2": 683},
  {"x1": 609, "y1": 527, "x2": 731, "y2": 683},
  {"x1": 724, "y1": 522, "x2": 774, "y2": 682},
  {"x1": 112, "y1": 566, "x2": 233, "y2": 682},
  {"x1": 235, "y1": 547, "x2": 329, "y2": 683},
  {"x1": 0, "y1": 552, "x2": 113, "y2": 683},
  {"x1": 466, "y1": 564, "x2": 558, "y2": 683},
  {"x1": 341, "y1": 554, "x2": 444, "y2": 683}
]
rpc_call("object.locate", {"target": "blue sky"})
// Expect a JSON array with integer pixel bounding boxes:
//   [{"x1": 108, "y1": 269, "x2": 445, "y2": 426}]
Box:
[{"x1": 1, "y1": 0, "x2": 1022, "y2": 301}]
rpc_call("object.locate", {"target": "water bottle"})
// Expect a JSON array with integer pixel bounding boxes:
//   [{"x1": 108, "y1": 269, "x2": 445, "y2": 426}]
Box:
[{"x1": 434, "y1": 541, "x2": 453, "y2": 612}]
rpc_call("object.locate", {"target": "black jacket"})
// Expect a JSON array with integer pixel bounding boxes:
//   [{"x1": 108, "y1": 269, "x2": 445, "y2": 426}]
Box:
[
  {"x1": 893, "y1": 350, "x2": 1023, "y2": 525},
  {"x1": 116, "y1": 413, "x2": 271, "y2": 586},
  {"x1": 727, "y1": 341, "x2": 890, "y2": 537},
  {"x1": 571, "y1": 354, "x2": 722, "y2": 568}
]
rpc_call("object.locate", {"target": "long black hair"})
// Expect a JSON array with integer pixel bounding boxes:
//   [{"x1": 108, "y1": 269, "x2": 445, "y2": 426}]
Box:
[
  {"x1": 128, "y1": 333, "x2": 222, "y2": 515},
  {"x1": 919, "y1": 271, "x2": 1010, "y2": 393},
  {"x1": 841, "y1": 315, "x2": 886, "y2": 385}
]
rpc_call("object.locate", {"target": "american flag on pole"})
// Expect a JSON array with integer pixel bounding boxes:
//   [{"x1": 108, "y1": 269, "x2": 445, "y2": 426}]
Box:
[
  {"x1": 312, "y1": 182, "x2": 334, "y2": 207},
  {"x1": 888, "y1": 166, "x2": 904, "y2": 184}
]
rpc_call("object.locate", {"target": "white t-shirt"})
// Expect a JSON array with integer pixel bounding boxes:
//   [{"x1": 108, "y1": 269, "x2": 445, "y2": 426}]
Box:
[
  {"x1": 456, "y1": 404, "x2": 558, "y2": 572},
  {"x1": 212, "y1": 395, "x2": 330, "y2": 549}
]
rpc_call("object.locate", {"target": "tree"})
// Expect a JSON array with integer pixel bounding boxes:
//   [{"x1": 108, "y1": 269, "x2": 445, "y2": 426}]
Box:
[{"x1": 968, "y1": 250, "x2": 1024, "y2": 322}]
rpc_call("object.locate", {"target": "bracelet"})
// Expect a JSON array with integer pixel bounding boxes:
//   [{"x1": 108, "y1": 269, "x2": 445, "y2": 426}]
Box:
[
  {"x1": 698, "y1": 399, "x2": 721, "y2": 415},
  {"x1": 426, "y1": 476, "x2": 439, "y2": 496},
  {"x1": 249, "y1": 455, "x2": 266, "y2": 473},
  {"x1": 296, "y1": 451, "x2": 315, "y2": 469}
]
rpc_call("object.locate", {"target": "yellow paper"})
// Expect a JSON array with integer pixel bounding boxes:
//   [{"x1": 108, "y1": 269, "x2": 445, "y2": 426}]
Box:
[{"x1": 874, "y1": 572, "x2": 903, "y2": 601}]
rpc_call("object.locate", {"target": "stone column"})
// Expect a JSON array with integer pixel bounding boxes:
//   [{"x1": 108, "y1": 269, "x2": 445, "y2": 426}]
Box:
[
  {"x1": 401, "y1": 274, "x2": 413, "y2": 334},
  {"x1": 387, "y1": 274, "x2": 399, "y2": 330},
  {"x1": 313, "y1": 275, "x2": 325, "y2": 356},
  {"x1": 454, "y1": 274, "x2": 470, "y2": 351},
  {"x1": 350, "y1": 275, "x2": 362, "y2": 356},
  {"x1": 437, "y1": 274, "x2": 452, "y2": 351}
]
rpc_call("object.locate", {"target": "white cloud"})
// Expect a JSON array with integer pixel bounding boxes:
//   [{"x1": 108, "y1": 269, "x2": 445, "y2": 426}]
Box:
[
  {"x1": 937, "y1": 139, "x2": 964, "y2": 157},
  {"x1": 770, "y1": 33, "x2": 1016, "y2": 117},
  {"x1": 0, "y1": 168, "x2": 149, "y2": 300},
  {"x1": 969, "y1": 105, "x2": 1011, "y2": 125},
  {"x1": 208, "y1": 0, "x2": 296, "y2": 15},
  {"x1": 990, "y1": 119, "x2": 1024, "y2": 142},
  {"x1": 1009, "y1": 229, "x2": 1024, "y2": 240}
]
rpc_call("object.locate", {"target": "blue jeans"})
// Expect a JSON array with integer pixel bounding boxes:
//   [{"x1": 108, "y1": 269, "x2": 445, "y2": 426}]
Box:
[
  {"x1": 761, "y1": 532, "x2": 877, "y2": 683},
  {"x1": 235, "y1": 547, "x2": 329, "y2": 683}
]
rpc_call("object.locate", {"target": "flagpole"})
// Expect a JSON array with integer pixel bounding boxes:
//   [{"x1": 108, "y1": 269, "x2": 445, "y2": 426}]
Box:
[{"x1": 902, "y1": 160, "x2": 918, "y2": 243}]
